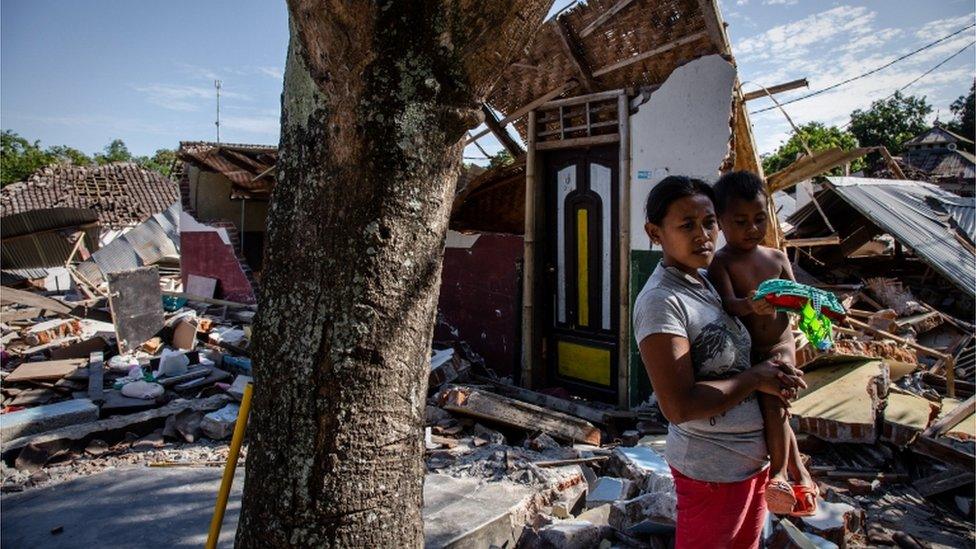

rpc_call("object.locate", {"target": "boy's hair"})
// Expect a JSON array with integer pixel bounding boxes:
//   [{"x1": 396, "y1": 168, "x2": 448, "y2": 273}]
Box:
[
  {"x1": 712, "y1": 171, "x2": 767, "y2": 215},
  {"x1": 644, "y1": 176, "x2": 715, "y2": 225}
]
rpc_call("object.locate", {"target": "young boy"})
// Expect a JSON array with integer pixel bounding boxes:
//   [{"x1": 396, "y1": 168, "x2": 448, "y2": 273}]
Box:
[{"x1": 707, "y1": 170, "x2": 817, "y2": 516}]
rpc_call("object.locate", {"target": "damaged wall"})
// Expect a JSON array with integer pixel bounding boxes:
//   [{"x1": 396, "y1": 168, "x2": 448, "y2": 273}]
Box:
[
  {"x1": 186, "y1": 166, "x2": 269, "y2": 233},
  {"x1": 436, "y1": 231, "x2": 523, "y2": 377},
  {"x1": 626, "y1": 54, "x2": 737, "y2": 405}
]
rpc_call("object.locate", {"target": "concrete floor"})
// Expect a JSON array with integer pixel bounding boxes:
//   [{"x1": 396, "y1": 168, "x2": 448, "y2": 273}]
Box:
[{"x1": 1, "y1": 467, "x2": 537, "y2": 548}]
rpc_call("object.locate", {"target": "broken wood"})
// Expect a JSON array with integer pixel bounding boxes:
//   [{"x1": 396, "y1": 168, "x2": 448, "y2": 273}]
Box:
[
  {"x1": 877, "y1": 146, "x2": 906, "y2": 180},
  {"x1": 924, "y1": 395, "x2": 975, "y2": 438},
  {"x1": 742, "y1": 78, "x2": 809, "y2": 101},
  {"x1": 784, "y1": 235, "x2": 842, "y2": 248},
  {"x1": 0, "y1": 286, "x2": 71, "y2": 315},
  {"x1": 4, "y1": 359, "x2": 87, "y2": 383},
  {"x1": 534, "y1": 456, "x2": 609, "y2": 468},
  {"x1": 438, "y1": 386, "x2": 601, "y2": 445},
  {"x1": 480, "y1": 105, "x2": 523, "y2": 157},
  {"x1": 555, "y1": 18, "x2": 596, "y2": 92},
  {"x1": 0, "y1": 307, "x2": 43, "y2": 323},
  {"x1": 911, "y1": 434, "x2": 975, "y2": 471},
  {"x1": 484, "y1": 380, "x2": 618, "y2": 425},
  {"x1": 913, "y1": 467, "x2": 972, "y2": 498},
  {"x1": 465, "y1": 81, "x2": 578, "y2": 144}
]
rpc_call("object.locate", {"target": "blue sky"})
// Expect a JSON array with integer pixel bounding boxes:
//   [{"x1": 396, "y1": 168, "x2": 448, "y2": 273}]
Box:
[{"x1": 1, "y1": 1, "x2": 973, "y2": 161}]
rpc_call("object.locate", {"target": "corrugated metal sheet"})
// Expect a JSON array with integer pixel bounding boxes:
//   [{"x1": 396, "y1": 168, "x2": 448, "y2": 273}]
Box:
[
  {"x1": 78, "y1": 202, "x2": 182, "y2": 279},
  {"x1": 929, "y1": 194, "x2": 976, "y2": 243},
  {"x1": 122, "y1": 218, "x2": 178, "y2": 265},
  {"x1": 826, "y1": 177, "x2": 975, "y2": 297},
  {"x1": 0, "y1": 207, "x2": 98, "y2": 238},
  {"x1": 1, "y1": 268, "x2": 49, "y2": 285},
  {"x1": 0, "y1": 208, "x2": 101, "y2": 269},
  {"x1": 91, "y1": 238, "x2": 143, "y2": 274},
  {"x1": 152, "y1": 203, "x2": 181, "y2": 252}
]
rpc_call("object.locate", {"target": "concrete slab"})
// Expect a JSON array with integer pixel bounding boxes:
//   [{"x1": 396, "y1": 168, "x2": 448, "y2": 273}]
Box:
[
  {"x1": 0, "y1": 399, "x2": 99, "y2": 443},
  {"x1": 2, "y1": 468, "x2": 544, "y2": 549}
]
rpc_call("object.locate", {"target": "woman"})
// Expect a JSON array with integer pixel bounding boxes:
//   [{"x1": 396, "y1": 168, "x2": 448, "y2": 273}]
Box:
[{"x1": 632, "y1": 176, "x2": 804, "y2": 548}]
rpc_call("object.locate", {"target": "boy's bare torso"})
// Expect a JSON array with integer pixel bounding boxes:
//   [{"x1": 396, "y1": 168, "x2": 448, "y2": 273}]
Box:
[{"x1": 712, "y1": 245, "x2": 791, "y2": 358}]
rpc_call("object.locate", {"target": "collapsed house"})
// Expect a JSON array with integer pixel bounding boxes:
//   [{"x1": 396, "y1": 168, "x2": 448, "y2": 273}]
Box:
[{"x1": 898, "y1": 123, "x2": 976, "y2": 197}]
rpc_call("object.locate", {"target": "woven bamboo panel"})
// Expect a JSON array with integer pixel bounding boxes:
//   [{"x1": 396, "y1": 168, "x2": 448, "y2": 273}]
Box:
[{"x1": 487, "y1": 0, "x2": 718, "y2": 139}]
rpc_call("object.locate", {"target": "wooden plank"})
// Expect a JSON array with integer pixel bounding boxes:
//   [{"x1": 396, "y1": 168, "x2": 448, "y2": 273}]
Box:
[
  {"x1": 107, "y1": 267, "x2": 164, "y2": 354},
  {"x1": 5, "y1": 359, "x2": 87, "y2": 383},
  {"x1": 485, "y1": 381, "x2": 614, "y2": 424},
  {"x1": 784, "y1": 236, "x2": 842, "y2": 248},
  {"x1": 541, "y1": 89, "x2": 625, "y2": 110},
  {"x1": 911, "y1": 434, "x2": 976, "y2": 470},
  {"x1": 0, "y1": 307, "x2": 43, "y2": 323},
  {"x1": 845, "y1": 317, "x2": 948, "y2": 361},
  {"x1": 579, "y1": 0, "x2": 636, "y2": 37},
  {"x1": 742, "y1": 78, "x2": 809, "y2": 101},
  {"x1": 535, "y1": 133, "x2": 619, "y2": 151},
  {"x1": 878, "y1": 146, "x2": 907, "y2": 180},
  {"x1": 0, "y1": 286, "x2": 71, "y2": 315},
  {"x1": 925, "y1": 395, "x2": 976, "y2": 437},
  {"x1": 88, "y1": 351, "x2": 104, "y2": 403},
  {"x1": 481, "y1": 105, "x2": 523, "y2": 157},
  {"x1": 465, "y1": 81, "x2": 578, "y2": 144},
  {"x1": 439, "y1": 386, "x2": 601, "y2": 445},
  {"x1": 555, "y1": 18, "x2": 597, "y2": 92},
  {"x1": 913, "y1": 467, "x2": 973, "y2": 498},
  {"x1": 592, "y1": 32, "x2": 709, "y2": 77}
]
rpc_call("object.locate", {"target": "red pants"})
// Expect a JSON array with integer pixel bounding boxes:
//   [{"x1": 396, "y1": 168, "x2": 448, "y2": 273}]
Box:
[{"x1": 671, "y1": 466, "x2": 768, "y2": 549}]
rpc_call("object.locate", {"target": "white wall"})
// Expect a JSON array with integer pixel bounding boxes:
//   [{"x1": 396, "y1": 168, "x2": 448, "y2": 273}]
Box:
[{"x1": 629, "y1": 55, "x2": 737, "y2": 251}]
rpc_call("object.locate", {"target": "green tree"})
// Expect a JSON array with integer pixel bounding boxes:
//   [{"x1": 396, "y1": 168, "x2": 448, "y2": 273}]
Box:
[
  {"x1": 46, "y1": 145, "x2": 92, "y2": 167},
  {"x1": 94, "y1": 139, "x2": 133, "y2": 164},
  {"x1": 136, "y1": 148, "x2": 177, "y2": 177},
  {"x1": 762, "y1": 122, "x2": 862, "y2": 175},
  {"x1": 948, "y1": 81, "x2": 975, "y2": 147},
  {"x1": 848, "y1": 91, "x2": 931, "y2": 154},
  {"x1": 1, "y1": 130, "x2": 54, "y2": 186},
  {"x1": 488, "y1": 149, "x2": 513, "y2": 168}
]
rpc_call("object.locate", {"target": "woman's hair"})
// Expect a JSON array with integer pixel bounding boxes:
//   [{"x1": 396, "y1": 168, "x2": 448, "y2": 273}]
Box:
[{"x1": 644, "y1": 175, "x2": 715, "y2": 224}]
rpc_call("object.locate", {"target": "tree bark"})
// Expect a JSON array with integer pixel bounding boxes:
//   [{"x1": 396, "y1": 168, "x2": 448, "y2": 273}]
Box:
[{"x1": 236, "y1": 1, "x2": 550, "y2": 546}]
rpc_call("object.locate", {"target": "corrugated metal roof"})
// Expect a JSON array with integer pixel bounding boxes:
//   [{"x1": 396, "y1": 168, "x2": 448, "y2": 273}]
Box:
[
  {"x1": 0, "y1": 208, "x2": 101, "y2": 269},
  {"x1": 902, "y1": 148, "x2": 976, "y2": 179},
  {"x1": 0, "y1": 207, "x2": 98, "y2": 238},
  {"x1": 929, "y1": 194, "x2": 976, "y2": 243},
  {"x1": 78, "y1": 201, "x2": 182, "y2": 280},
  {"x1": 826, "y1": 177, "x2": 975, "y2": 297}
]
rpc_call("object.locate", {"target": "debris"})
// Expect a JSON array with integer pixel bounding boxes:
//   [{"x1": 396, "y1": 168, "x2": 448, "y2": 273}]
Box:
[
  {"x1": 438, "y1": 386, "x2": 601, "y2": 445},
  {"x1": 790, "y1": 356, "x2": 887, "y2": 443},
  {"x1": 87, "y1": 351, "x2": 104, "y2": 403},
  {"x1": 800, "y1": 499, "x2": 863, "y2": 549},
  {"x1": 156, "y1": 348, "x2": 190, "y2": 377},
  {"x1": 0, "y1": 285, "x2": 72, "y2": 315},
  {"x1": 586, "y1": 477, "x2": 633, "y2": 508},
  {"x1": 185, "y1": 274, "x2": 217, "y2": 299},
  {"x1": 199, "y1": 403, "x2": 240, "y2": 440},
  {"x1": 120, "y1": 380, "x2": 165, "y2": 400},
  {"x1": 106, "y1": 266, "x2": 165, "y2": 354},
  {"x1": 171, "y1": 319, "x2": 197, "y2": 350},
  {"x1": 0, "y1": 399, "x2": 99, "y2": 443},
  {"x1": 881, "y1": 389, "x2": 941, "y2": 447},
  {"x1": 1, "y1": 395, "x2": 230, "y2": 458},
  {"x1": 534, "y1": 520, "x2": 612, "y2": 549},
  {"x1": 4, "y1": 359, "x2": 87, "y2": 383}
]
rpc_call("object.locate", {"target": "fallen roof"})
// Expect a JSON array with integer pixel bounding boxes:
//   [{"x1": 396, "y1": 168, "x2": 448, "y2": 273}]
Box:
[
  {"x1": 903, "y1": 125, "x2": 975, "y2": 148},
  {"x1": 901, "y1": 148, "x2": 976, "y2": 180},
  {"x1": 815, "y1": 177, "x2": 975, "y2": 297},
  {"x1": 0, "y1": 163, "x2": 180, "y2": 229},
  {"x1": 177, "y1": 141, "x2": 277, "y2": 199},
  {"x1": 486, "y1": 0, "x2": 731, "y2": 139}
]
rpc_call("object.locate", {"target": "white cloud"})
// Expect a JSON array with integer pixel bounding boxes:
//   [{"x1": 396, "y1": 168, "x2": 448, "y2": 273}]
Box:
[
  {"x1": 256, "y1": 66, "x2": 284, "y2": 79},
  {"x1": 763, "y1": 0, "x2": 798, "y2": 5},
  {"x1": 736, "y1": 5, "x2": 876, "y2": 61},
  {"x1": 133, "y1": 84, "x2": 248, "y2": 112},
  {"x1": 914, "y1": 13, "x2": 975, "y2": 40}
]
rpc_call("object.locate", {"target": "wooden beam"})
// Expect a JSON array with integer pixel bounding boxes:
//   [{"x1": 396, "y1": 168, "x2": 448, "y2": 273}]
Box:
[
  {"x1": 0, "y1": 307, "x2": 43, "y2": 322},
  {"x1": 911, "y1": 434, "x2": 975, "y2": 471},
  {"x1": 541, "y1": 89, "x2": 626, "y2": 110},
  {"x1": 924, "y1": 395, "x2": 975, "y2": 438},
  {"x1": 592, "y1": 31, "x2": 709, "y2": 77},
  {"x1": 438, "y1": 385, "x2": 601, "y2": 445},
  {"x1": 913, "y1": 467, "x2": 973, "y2": 498},
  {"x1": 877, "y1": 146, "x2": 907, "y2": 180},
  {"x1": 845, "y1": 317, "x2": 949, "y2": 361},
  {"x1": 480, "y1": 105, "x2": 523, "y2": 156},
  {"x1": 555, "y1": 18, "x2": 597, "y2": 93},
  {"x1": 485, "y1": 380, "x2": 614, "y2": 424},
  {"x1": 0, "y1": 286, "x2": 72, "y2": 315},
  {"x1": 743, "y1": 78, "x2": 809, "y2": 101},
  {"x1": 579, "y1": 0, "x2": 635, "y2": 37},
  {"x1": 784, "y1": 236, "x2": 842, "y2": 248},
  {"x1": 535, "y1": 133, "x2": 619, "y2": 151},
  {"x1": 696, "y1": 0, "x2": 731, "y2": 56},
  {"x1": 465, "y1": 81, "x2": 578, "y2": 144}
]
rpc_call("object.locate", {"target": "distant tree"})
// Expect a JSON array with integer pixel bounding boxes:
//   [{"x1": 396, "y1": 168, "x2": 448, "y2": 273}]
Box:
[
  {"x1": 1, "y1": 130, "x2": 53, "y2": 185},
  {"x1": 136, "y1": 148, "x2": 177, "y2": 177},
  {"x1": 46, "y1": 145, "x2": 92, "y2": 167},
  {"x1": 848, "y1": 92, "x2": 931, "y2": 154},
  {"x1": 762, "y1": 122, "x2": 862, "y2": 175},
  {"x1": 94, "y1": 139, "x2": 133, "y2": 164},
  {"x1": 947, "y1": 81, "x2": 975, "y2": 148},
  {"x1": 488, "y1": 149, "x2": 514, "y2": 168}
]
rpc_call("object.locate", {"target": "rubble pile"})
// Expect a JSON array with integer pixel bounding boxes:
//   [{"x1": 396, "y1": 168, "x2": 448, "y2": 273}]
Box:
[{"x1": 1, "y1": 267, "x2": 255, "y2": 492}]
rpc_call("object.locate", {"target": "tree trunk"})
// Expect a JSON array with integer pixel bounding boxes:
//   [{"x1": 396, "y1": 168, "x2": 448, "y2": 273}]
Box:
[{"x1": 236, "y1": 1, "x2": 549, "y2": 546}]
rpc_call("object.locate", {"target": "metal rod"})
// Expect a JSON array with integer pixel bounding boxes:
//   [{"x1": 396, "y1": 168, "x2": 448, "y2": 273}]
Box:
[{"x1": 205, "y1": 382, "x2": 252, "y2": 549}]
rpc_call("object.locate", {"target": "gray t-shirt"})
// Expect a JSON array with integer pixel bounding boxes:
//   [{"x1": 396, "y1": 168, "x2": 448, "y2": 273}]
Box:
[{"x1": 633, "y1": 263, "x2": 768, "y2": 483}]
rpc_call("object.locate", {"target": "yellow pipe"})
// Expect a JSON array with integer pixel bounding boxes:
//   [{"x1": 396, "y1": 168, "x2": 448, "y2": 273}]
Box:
[{"x1": 206, "y1": 383, "x2": 253, "y2": 549}]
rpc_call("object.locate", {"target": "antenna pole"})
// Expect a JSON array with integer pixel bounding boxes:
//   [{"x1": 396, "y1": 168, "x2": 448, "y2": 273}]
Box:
[{"x1": 215, "y1": 80, "x2": 222, "y2": 143}]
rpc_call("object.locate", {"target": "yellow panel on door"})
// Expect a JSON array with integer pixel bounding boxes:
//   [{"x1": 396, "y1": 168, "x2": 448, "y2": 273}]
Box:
[
  {"x1": 576, "y1": 209, "x2": 589, "y2": 327},
  {"x1": 557, "y1": 340, "x2": 611, "y2": 386}
]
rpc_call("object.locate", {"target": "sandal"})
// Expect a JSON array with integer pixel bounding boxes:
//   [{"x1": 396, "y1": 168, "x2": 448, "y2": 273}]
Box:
[
  {"x1": 765, "y1": 479, "x2": 797, "y2": 515},
  {"x1": 790, "y1": 482, "x2": 820, "y2": 517}
]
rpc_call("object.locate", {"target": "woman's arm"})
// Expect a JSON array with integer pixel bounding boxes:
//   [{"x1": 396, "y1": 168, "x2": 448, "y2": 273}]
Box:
[
  {"x1": 707, "y1": 258, "x2": 772, "y2": 317},
  {"x1": 638, "y1": 333, "x2": 803, "y2": 424}
]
